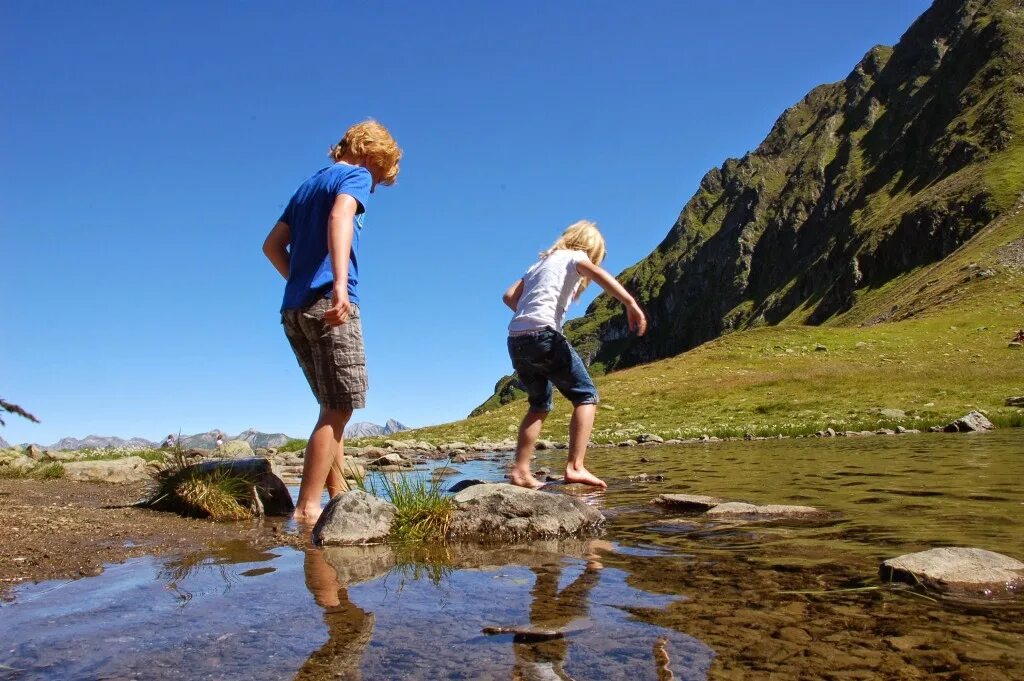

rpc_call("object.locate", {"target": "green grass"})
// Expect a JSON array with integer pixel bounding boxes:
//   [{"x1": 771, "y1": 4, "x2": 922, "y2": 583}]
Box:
[
  {"x1": 360, "y1": 471, "x2": 454, "y2": 543},
  {"x1": 144, "y1": 451, "x2": 260, "y2": 521},
  {"x1": 73, "y1": 448, "x2": 168, "y2": 462},
  {"x1": 0, "y1": 462, "x2": 65, "y2": 480},
  {"x1": 278, "y1": 438, "x2": 308, "y2": 453},
  {"x1": 386, "y1": 265, "x2": 1024, "y2": 446}
]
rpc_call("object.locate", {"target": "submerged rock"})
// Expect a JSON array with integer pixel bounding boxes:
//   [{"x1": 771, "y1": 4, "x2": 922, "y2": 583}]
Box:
[
  {"x1": 447, "y1": 478, "x2": 487, "y2": 494},
  {"x1": 880, "y1": 547, "x2": 1024, "y2": 597},
  {"x1": 704, "y1": 502, "x2": 829, "y2": 520},
  {"x1": 447, "y1": 483, "x2": 604, "y2": 541},
  {"x1": 62, "y1": 456, "x2": 151, "y2": 483},
  {"x1": 943, "y1": 411, "x2": 995, "y2": 433},
  {"x1": 654, "y1": 493, "x2": 727, "y2": 511},
  {"x1": 313, "y1": 490, "x2": 397, "y2": 546}
]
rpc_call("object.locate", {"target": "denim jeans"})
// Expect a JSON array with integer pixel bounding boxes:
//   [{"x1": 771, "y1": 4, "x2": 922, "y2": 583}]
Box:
[{"x1": 507, "y1": 328, "x2": 598, "y2": 412}]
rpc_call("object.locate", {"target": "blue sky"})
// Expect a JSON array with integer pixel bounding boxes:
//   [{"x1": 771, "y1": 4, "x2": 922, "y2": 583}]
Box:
[{"x1": 1, "y1": 0, "x2": 932, "y2": 445}]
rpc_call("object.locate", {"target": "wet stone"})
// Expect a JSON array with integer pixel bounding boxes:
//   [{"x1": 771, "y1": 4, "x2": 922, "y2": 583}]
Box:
[
  {"x1": 704, "y1": 502, "x2": 830, "y2": 520},
  {"x1": 312, "y1": 490, "x2": 396, "y2": 546},
  {"x1": 446, "y1": 483, "x2": 605, "y2": 541},
  {"x1": 880, "y1": 547, "x2": 1024, "y2": 596},
  {"x1": 654, "y1": 493, "x2": 728, "y2": 511}
]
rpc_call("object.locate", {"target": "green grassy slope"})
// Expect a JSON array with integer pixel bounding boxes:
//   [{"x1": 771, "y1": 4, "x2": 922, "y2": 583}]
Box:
[{"x1": 400, "y1": 0, "x2": 1024, "y2": 445}]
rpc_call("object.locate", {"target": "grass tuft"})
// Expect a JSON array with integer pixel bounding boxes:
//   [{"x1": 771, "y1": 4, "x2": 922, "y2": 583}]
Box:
[
  {"x1": 144, "y1": 449, "x2": 259, "y2": 521},
  {"x1": 0, "y1": 462, "x2": 65, "y2": 480},
  {"x1": 360, "y1": 469, "x2": 454, "y2": 543}
]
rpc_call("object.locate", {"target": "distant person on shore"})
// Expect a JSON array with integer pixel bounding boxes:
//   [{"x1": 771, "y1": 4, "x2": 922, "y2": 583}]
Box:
[
  {"x1": 215, "y1": 432, "x2": 224, "y2": 449},
  {"x1": 162, "y1": 434, "x2": 175, "y2": 449},
  {"x1": 502, "y1": 221, "x2": 647, "y2": 489},
  {"x1": 263, "y1": 120, "x2": 402, "y2": 523},
  {"x1": 1014, "y1": 329, "x2": 1024, "y2": 343}
]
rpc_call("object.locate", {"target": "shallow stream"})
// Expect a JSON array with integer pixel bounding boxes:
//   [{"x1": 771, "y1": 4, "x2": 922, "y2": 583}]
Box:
[{"x1": 2, "y1": 431, "x2": 1022, "y2": 679}]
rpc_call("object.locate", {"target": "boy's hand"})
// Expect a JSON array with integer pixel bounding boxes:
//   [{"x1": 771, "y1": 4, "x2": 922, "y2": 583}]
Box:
[
  {"x1": 627, "y1": 302, "x2": 647, "y2": 336},
  {"x1": 325, "y1": 286, "x2": 351, "y2": 326}
]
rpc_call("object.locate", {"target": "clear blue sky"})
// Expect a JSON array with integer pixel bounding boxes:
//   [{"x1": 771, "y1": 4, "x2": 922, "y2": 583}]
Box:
[{"x1": 1, "y1": 1, "x2": 932, "y2": 445}]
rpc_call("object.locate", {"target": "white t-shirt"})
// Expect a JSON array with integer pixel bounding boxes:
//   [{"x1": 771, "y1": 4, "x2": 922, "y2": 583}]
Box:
[{"x1": 508, "y1": 250, "x2": 588, "y2": 333}]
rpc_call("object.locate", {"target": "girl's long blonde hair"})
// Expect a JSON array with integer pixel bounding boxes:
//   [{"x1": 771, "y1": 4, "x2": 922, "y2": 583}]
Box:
[{"x1": 541, "y1": 220, "x2": 607, "y2": 298}]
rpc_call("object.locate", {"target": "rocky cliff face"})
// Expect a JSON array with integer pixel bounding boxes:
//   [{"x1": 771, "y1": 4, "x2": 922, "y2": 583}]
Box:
[{"x1": 473, "y1": 0, "x2": 1023, "y2": 414}]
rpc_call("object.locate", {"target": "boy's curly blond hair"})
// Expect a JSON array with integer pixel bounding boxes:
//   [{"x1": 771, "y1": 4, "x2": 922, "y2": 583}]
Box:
[{"x1": 329, "y1": 119, "x2": 402, "y2": 186}]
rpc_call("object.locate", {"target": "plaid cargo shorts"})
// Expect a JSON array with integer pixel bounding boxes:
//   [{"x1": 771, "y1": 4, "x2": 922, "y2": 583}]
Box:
[{"x1": 282, "y1": 294, "x2": 368, "y2": 410}]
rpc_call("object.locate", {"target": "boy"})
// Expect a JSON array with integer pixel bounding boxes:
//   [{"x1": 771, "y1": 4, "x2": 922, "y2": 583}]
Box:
[{"x1": 263, "y1": 119, "x2": 402, "y2": 522}]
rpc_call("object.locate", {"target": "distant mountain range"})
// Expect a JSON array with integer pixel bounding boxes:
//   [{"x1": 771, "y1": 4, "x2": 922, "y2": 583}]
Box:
[
  {"x1": 345, "y1": 419, "x2": 407, "y2": 438},
  {"x1": 8, "y1": 420, "x2": 409, "y2": 450}
]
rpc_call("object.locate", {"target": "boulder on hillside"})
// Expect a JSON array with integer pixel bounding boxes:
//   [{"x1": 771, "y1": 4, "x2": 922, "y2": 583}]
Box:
[
  {"x1": 219, "y1": 440, "x2": 255, "y2": 458},
  {"x1": 880, "y1": 547, "x2": 1024, "y2": 597},
  {"x1": 63, "y1": 456, "x2": 151, "y2": 483},
  {"x1": 313, "y1": 490, "x2": 397, "y2": 546},
  {"x1": 943, "y1": 411, "x2": 995, "y2": 433},
  {"x1": 1005, "y1": 396, "x2": 1024, "y2": 407},
  {"x1": 446, "y1": 483, "x2": 604, "y2": 541}
]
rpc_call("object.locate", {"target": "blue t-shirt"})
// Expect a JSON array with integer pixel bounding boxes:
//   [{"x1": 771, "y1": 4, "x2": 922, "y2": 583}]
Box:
[{"x1": 279, "y1": 163, "x2": 372, "y2": 311}]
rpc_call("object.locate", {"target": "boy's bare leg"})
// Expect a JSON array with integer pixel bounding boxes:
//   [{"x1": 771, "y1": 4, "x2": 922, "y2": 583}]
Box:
[
  {"x1": 324, "y1": 443, "x2": 350, "y2": 498},
  {"x1": 294, "y1": 406, "x2": 353, "y2": 522},
  {"x1": 510, "y1": 410, "x2": 546, "y2": 489},
  {"x1": 564, "y1": 403, "x2": 606, "y2": 488}
]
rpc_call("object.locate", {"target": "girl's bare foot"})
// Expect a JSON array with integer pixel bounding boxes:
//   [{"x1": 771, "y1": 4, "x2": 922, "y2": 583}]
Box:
[
  {"x1": 292, "y1": 505, "x2": 323, "y2": 524},
  {"x1": 509, "y1": 470, "x2": 546, "y2": 490},
  {"x1": 564, "y1": 465, "x2": 607, "y2": 488}
]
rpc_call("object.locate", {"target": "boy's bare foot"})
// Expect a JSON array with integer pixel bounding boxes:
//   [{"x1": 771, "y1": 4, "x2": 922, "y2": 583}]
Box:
[
  {"x1": 292, "y1": 505, "x2": 323, "y2": 524},
  {"x1": 564, "y1": 466, "x2": 607, "y2": 488},
  {"x1": 509, "y1": 470, "x2": 546, "y2": 490}
]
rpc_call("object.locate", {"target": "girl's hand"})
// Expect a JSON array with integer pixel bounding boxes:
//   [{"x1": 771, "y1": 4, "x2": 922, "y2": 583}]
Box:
[{"x1": 627, "y1": 302, "x2": 647, "y2": 336}]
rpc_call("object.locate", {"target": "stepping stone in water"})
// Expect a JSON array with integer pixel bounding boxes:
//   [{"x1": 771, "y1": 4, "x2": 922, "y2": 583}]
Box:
[
  {"x1": 654, "y1": 494, "x2": 728, "y2": 512},
  {"x1": 704, "y1": 502, "x2": 830, "y2": 520},
  {"x1": 880, "y1": 547, "x2": 1024, "y2": 597}
]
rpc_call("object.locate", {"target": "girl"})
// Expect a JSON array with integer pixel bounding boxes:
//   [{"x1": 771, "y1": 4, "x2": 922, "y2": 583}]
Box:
[{"x1": 502, "y1": 220, "x2": 647, "y2": 489}]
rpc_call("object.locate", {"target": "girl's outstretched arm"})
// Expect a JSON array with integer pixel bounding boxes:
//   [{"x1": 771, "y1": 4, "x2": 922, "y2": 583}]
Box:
[
  {"x1": 576, "y1": 259, "x2": 648, "y2": 336},
  {"x1": 503, "y1": 279, "x2": 524, "y2": 312}
]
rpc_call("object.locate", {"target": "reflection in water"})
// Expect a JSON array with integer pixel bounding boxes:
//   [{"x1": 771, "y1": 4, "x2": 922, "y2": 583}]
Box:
[
  {"x1": 3, "y1": 432, "x2": 1022, "y2": 679},
  {"x1": 513, "y1": 564, "x2": 601, "y2": 680},
  {"x1": 296, "y1": 548, "x2": 374, "y2": 681}
]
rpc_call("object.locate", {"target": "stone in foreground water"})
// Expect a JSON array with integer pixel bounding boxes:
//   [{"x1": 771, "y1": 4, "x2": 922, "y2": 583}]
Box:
[
  {"x1": 447, "y1": 483, "x2": 604, "y2": 541},
  {"x1": 704, "y1": 502, "x2": 830, "y2": 519},
  {"x1": 313, "y1": 490, "x2": 397, "y2": 546},
  {"x1": 880, "y1": 547, "x2": 1024, "y2": 597},
  {"x1": 654, "y1": 493, "x2": 727, "y2": 511}
]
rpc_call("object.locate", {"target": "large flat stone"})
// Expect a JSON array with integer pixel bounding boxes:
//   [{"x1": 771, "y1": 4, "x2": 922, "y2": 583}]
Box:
[
  {"x1": 704, "y1": 502, "x2": 829, "y2": 520},
  {"x1": 447, "y1": 483, "x2": 604, "y2": 541},
  {"x1": 880, "y1": 547, "x2": 1024, "y2": 597},
  {"x1": 654, "y1": 494, "x2": 727, "y2": 511},
  {"x1": 62, "y1": 457, "x2": 151, "y2": 483}
]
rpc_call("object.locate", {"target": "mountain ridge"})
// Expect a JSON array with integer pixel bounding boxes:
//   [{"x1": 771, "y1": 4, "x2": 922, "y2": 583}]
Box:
[{"x1": 473, "y1": 0, "x2": 1024, "y2": 415}]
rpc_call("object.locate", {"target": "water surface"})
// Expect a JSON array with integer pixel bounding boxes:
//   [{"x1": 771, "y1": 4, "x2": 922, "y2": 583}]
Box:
[{"x1": 2, "y1": 431, "x2": 1022, "y2": 679}]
